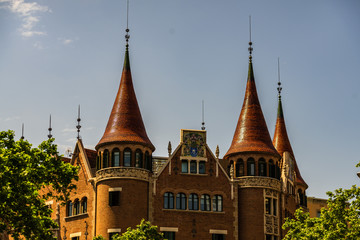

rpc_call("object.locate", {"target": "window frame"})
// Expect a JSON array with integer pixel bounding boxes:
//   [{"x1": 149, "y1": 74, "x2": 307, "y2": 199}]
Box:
[
  {"x1": 163, "y1": 192, "x2": 174, "y2": 209},
  {"x1": 176, "y1": 193, "x2": 187, "y2": 210}
]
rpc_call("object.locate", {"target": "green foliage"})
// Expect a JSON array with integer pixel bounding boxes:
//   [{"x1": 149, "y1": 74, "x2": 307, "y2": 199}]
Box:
[
  {"x1": 0, "y1": 130, "x2": 79, "y2": 240},
  {"x1": 112, "y1": 219, "x2": 164, "y2": 240},
  {"x1": 93, "y1": 235, "x2": 106, "y2": 240},
  {"x1": 283, "y1": 185, "x2": 360, "y2": 240}
]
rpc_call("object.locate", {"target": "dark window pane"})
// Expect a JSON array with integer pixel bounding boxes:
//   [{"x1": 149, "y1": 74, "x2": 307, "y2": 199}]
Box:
[
  {"x1": 190, "y1": 160, "x2": 197, "y2": 173},
  {"x1": 163, "y1": 232, "x2": 175, "y2": 240},
  {"x1": 109, "y1": 191, "x2": 120, "y2": 206},
  {"x1": 199, "y1": 161, "x2": 205, "y2": 174},
  {"x1": 181, "y1": 160, "x2": 188, "y2": 173},
  {"x1": 265, "y1": 197, "x2": 271, "y2": 215},
  {"x1": 212, "y1": 234, "x2": 225, "y2": 240},
  {"x1": 124, "y1": 150, "x2": 131, "y2": 167}
]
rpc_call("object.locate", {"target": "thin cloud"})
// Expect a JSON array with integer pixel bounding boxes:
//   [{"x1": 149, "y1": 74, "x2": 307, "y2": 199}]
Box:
[
  {"x1": 0, "y1": 0, "x2": 50, "y2": 37},
  {"x1": 62, "y1": 128, "x2": 77, "y2": 133}
]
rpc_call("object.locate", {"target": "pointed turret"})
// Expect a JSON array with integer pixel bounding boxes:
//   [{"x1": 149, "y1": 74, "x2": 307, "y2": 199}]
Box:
[
  {"x1": 273, "y1": 68, "x2": 307, "y2": 187},
  {"x1": 224, "y1": 55, "x2": 279, "y2": 159},
  {"x1": 96, "y1": 45, "x2": 154, "y2": 151}
]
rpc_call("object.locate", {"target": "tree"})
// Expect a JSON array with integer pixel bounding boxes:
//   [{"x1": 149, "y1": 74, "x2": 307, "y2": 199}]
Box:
[
  {"x1": 283, "y1": 183, "x2": 360, "y2": 239},
  {"x1": 0, "y1": 130, "x2": 79, "y2": 240},
  {"x1": 93, "y1": 219, "x2": 164, "y2": 240}
]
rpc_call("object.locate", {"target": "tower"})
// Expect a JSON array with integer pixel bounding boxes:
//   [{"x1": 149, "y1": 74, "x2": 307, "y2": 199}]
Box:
[
  {"x1": 224, "y1": 35, "x2": 281, "y2": 239},
  {"x1": 94, "y1": 22, "x2": 155, "y2": 237}
]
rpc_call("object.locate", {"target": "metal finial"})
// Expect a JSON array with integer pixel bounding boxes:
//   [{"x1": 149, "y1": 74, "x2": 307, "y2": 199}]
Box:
[
  {"x1": 277, "y1": 57, "x2": 282, "y2": 98},
  {"x1": 76, "y1": 105, "x2": 81, "y2": 140},
  {"x1": 201, "y1": 100, "x2": 205, "y2": 130},
  {"x1": 21, "y1": 123, "x2": 25, "y2": 140},
  {"x1": 168, "y1": 141, "x2": 172, "y2": 157},
  {"x1": 125, "y1": 0, "x2": 130, "y2": 48},
  {"x1": 47, "y1": 115, "x2": 53, "y2": 139},
  {"x1": 215, "y1": 145, "x2": 219, "y2": 159},
  {"x1": 248, "y1": 15, "x2": 253, "y2": 59}
]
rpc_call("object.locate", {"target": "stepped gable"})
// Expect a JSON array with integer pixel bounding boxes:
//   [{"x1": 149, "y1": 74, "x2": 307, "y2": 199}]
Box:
[
  {"x1": 225, "y1": 57, "x2": 280, "y2": 159},
  {"x1": 96, "y1": 47, "x2": 155, "y2": 151},
  {"x1": 273, "y1": 94, "x2": 307, "y2": 187}
]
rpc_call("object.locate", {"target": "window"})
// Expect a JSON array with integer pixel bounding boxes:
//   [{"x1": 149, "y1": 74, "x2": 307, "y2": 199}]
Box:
[
  {"x1": 73, "y1": 199, "x2": 80, "y2": 215},
  {"x1": 163, "y1": 231, "x2": 175, "y2": 240},
  {"x1": 164, "y1": 192, "x2": 174, "y2": 209},
  {"x1": 298, "y1": 189, "x2": 304, "y2": 206},
  {"x1": 247, "y1": 158, "x2": 255, "y2": 176},
  {"x1": 199, "y1": 161, "x2": 206, "y2": 174},
  {"x1": 136, "y1": 150, "x2": 143, "y2": 168},
  {"x1": 213, "y1": 195, "x2": 223, "y2": 212},
  {"x1": 200, "y1": 194, "x2": 211, "y2": 211},
  {"x1": 265, "y1": 197, "x2": 277, "y2": 216},
  {"x1": 109, "y1": 191, "x2": 120, "y2": 206},
  {"x1": 96, "y1": 154, "x2": 101, "y2": 170},
  {"x1": 103, "y1": 150, "x2": 109, "y2": 168},
  {"x1": 316, "y1": 210, "x2": 321, "y2": 218},
  {"x1": 81, "y1": 197, "x2": 87, "y2": 213},
  {"x1": 236, "y1": 159, "x2": 244, "y2": 177},
  {"x1": 112, "y1": 148, "x2": 120, "y2": 167},
  {"x1": 266, "y1": 235, "x2": 278, "y2": 240},
  {"x1": 124, "y1": 148, "x2": 132, "y2": 167},
  {"x1": 212, "y1": 234, "x2": 225, "y2": 240},
  {"x1": 190, "y1": 160, "x2": 197, "y2": 173},
  {"x1": 176, "y1": 193, "x2": 186, "y2": 210},
  {"x1": 188, "y1": 193, "x2": 199, "y2": 210},
  {"x1": 273, "y1": 198, "x2": 277, "y2": 216},
  {"x1": 145, "y1": 151, "x2": 151, "y2": 170},
  {"x1": 269, "y1": 160, "x2": 275, "y2": 178},
  {"x1": 181, "y1": 160, "x2": 188, "y2": 173},
  {"x1": 265, "y1": 197, "x2": 271, "y2": 215},
  {"x1": 71, "y1": 237, "x2": 79, "y2": 240},
  {"x1": 67, "y1": 201, "x2": 73, "y2": 217},
  {"x1": 276, "y1": 164, "x2": 280, "y2": 180},
  {"x1": 258, "y1": 158, "x2": 266, "y2": 176}
]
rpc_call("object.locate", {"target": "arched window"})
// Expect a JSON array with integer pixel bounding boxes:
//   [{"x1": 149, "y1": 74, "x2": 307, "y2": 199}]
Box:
[
  {"x1": 145, "y1": 152, "x2": 151, "y2": 170},
  {"x1": 176, "y1": 193, "x2": 187, "y2": 210},
  {"x1": 190, "y1": 160, "x2": 197, "y2": 173},
  {"x1": 73, "y1": 199, "x2": 80, "y2": 215},
  {"x1": 213, "y1": 195, "x2": 223, "y2": 212},
  {"x1": 163, "y1": 192, "x2": 174, "y2": 209},
  {"x1": 135, "y1": 150, "x2": 143, "y2": 168},
  {"x1": 236, "y1": 159, "x2": 244, "y2": 177},
  {"x1": 269, "y1": 160, "x2": 275, "y2": 178},
  {"x1": 298, "y1": 189, "x2": 304, "y2": 206},
  {"x1": 81, "y1": 197, "x2": 87, "y2": 213},
  {"x1": 111, "y1": 148, "x2": 120, "y2": 167},
  {"x1": 199, "y1": 161, "x2": 206, "y2": 174},
  {"x1": 200, "y1": 194, "x2": 211, "y2": 211},
  {"x1": 124, "y1": 148, "x2": 132, "y2": 167},
  {"x1": 66, "y1": 201, "x2": 73, "y2": 217},
  {"x1": 188, "y1": 193, "x2": 199, "y2": 210},
  {"x1": 96, "y1": 154, "x2": 101, "y2": 170},
  {"x1": 103, "y1": 150, "x2": 109, "y2": 168},
  {"x1": 258, "y1": 158, "x2": 266, "y2": 176},
  {"x1": 247, "y1": 158, "x2": 255, "y2": 176}
]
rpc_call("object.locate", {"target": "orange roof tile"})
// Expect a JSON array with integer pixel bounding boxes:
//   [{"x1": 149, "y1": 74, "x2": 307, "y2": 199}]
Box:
[
  {"x1": 225, "y1": 58, "x2": 279, "y2": 159},
  {"x1": 96, "y1": 48, "x2": 155, "y2": 151}
]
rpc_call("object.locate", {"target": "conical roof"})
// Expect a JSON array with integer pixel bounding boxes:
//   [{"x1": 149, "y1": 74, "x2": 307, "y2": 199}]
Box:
[
  {"x1": 225, "y1": 58, "x2": 280, "y2": 158},
  {"x1": 273, "y1": 95, "x2": 307, "y2": 187},
  {"x1": 96, "y1": 47, "x2": 155, "y2": 151}
]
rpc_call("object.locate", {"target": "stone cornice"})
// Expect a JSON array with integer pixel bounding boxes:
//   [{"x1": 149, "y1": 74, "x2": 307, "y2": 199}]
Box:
[
  {"x1": 95, "y1": 167, "x2": 150, "y2": 183},
  {"x1": 234, "y1": 176, "x2": 281, "y2": 191}
]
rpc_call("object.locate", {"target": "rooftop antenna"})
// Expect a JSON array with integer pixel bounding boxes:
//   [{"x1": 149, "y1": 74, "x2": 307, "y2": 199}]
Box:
[
  {"x1": 277, "y1": 57, "x2": 282, "y2": 99},
  {"x1": 201, "y1": 100, "x2": 205, "y2": 130},
  {"x1": 248, "y1": 15, "x2": 253, "y2": 60},
  {"x1": 48, "y1": 115, "x2": 53, "y2": 139},
  {"x1": 76, "y1": 105, "x2": 81, "y2": 140},
  {"x1": 21, "y1": 123, "x2": 24, "y2": 140},
  {"x1": 125, "y1": 0, "x2": 130, "y2": 48}
]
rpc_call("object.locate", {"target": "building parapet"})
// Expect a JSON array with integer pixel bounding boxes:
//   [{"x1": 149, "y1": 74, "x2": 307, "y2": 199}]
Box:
[
  {"x1": 96, "y1": 167, "x2": 150, "y2": 183},
  {"x1": 235, "y1": 176, "x2": 281, "y2": 191}
]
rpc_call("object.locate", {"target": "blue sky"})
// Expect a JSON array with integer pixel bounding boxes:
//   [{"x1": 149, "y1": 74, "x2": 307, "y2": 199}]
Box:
[{"x1": 1, "y1": 0, "x2": 360, "y2": 199}]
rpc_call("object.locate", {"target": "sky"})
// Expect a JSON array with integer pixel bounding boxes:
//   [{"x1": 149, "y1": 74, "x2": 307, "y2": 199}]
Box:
[{"x1": 1, "y1": 0, "x2": 360, "y2": 199}]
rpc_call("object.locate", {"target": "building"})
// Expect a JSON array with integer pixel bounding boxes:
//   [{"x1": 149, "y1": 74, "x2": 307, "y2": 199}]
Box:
[
  {"x1": 307, "y1": 197, "x2": 327, "y2": 218},
  {"x1": 8, "y1": 27, "x2": 308, "y2": 240}
]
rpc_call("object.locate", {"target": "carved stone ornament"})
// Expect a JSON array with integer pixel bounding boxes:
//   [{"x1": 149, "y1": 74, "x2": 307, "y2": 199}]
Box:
[
  {"x1": 96, "y1": 167, "x2": 150, "y2": 182},
  {"x1": 236, "y1": 177, "x2": 281, "y2": 191}
]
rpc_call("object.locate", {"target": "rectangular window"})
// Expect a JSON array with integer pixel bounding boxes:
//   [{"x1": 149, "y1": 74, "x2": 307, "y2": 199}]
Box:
[
  {"x1": 265, "y1": 197, "x2": 271, "y2": 215},
  {"x1": 273, "y1": 199, "x2": 277, "y2": 216},
  {"x1": 163, "y1": 231, "x2": 175, "y2": 240},
  {"x1": 190, "y1": 160, "x2": 197, "y2": 173},
  {"x1": 181, "y1": 160, "x2": 188, "y2": 173},
  {"x1": 199, "y1": 161, "x2": 206, "y2": 174},
  {"x1": 109, "y1": 191, "x2": 120, "y2": 206},
  {"x1": 212, "y1": 234, "x2": 225, "y2": 240},
  {"x1": 71, "y1": 237, "x2": 79, "y2": 240}
]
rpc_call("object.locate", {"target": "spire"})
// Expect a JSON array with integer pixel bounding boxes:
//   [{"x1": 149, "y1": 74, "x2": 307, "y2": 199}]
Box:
[
  {"x1": 201, "y1": 100, "x2": 205, "y2": 130},
  {"x1": 96, "y1": 2, "x2": 154, "y2": 151},
  {"x1": 76, "y1": 105, "x2": 81, "y2": 140},
  {"x1": 21, "y1": 123, "x2": 24, "y2": 140},
  {"x1": 272, "y1": 59, "x2": 307, "y2": 187},
  {"x1": 48, "y1": 115, "x2": 53, "y2": 139},
  {"x1": 224, "y1": 22, "x2": 279, "y2": 159}
]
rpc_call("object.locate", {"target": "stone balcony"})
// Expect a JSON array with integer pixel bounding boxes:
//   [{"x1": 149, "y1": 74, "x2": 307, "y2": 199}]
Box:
[{"x1": 234, "y1": 176, "x2": 281, "y2": 191}]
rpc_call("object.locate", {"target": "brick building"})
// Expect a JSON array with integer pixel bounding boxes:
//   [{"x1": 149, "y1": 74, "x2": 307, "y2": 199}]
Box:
[{"x1": 8, "y1": 28, "x2": 308, "y2": 240}]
